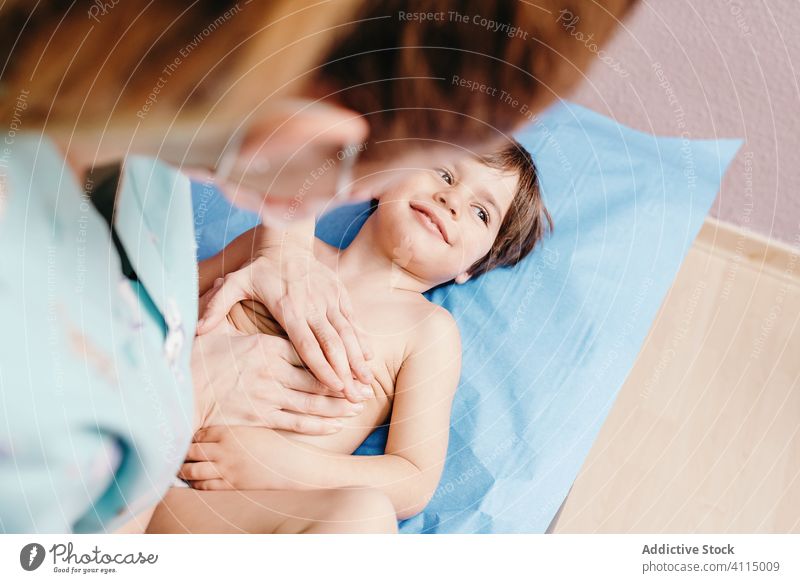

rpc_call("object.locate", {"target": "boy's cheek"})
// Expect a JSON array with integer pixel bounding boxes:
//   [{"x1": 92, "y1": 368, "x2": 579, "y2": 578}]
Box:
[{"x1": 457, "y1": 244, "x2": 491, "y2": 273}]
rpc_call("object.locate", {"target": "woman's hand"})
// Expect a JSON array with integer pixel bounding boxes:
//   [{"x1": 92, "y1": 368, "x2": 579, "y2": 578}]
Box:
[
  {"x1": 179, "y1": 425, "x2": 305, "y2": 491},
  {"x1": 195, "y1": 224, "x2": 374, "y2": 403},
  {"x1": 191, "y1": 320, "x2": 371, "y2": 435}
]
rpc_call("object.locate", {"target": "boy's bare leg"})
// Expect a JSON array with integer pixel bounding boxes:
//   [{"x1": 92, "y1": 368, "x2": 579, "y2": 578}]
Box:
[{"x1": 146, "y1": 487, "x2": 398, "y2": 534}]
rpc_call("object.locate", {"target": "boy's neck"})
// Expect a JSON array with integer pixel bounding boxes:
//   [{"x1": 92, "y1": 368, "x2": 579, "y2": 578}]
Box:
[{"x1": 332, "y1": 217, "x2": 434, "y2": 296}]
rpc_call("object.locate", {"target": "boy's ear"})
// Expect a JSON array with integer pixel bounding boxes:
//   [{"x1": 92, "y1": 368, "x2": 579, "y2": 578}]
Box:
[{"x1": 454, "y1": 272, "x2": 471, "y2": 284}]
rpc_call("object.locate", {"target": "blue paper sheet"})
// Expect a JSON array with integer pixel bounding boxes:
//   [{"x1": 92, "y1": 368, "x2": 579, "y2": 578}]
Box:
[{"x1": 192, "y1": 102, "x2": 741, "y2": 533}]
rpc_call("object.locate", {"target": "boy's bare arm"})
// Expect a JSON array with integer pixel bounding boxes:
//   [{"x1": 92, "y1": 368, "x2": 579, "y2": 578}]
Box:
[
  {"x1": 182, "y1": 309, "x2": 461, "y2": 520},
  {"x1": 375, "y1": 308, "x2": 462, "y2": 516}
]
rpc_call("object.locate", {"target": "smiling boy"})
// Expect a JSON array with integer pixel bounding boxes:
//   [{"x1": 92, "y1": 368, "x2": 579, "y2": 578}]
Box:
[{"x1": 149, "y1": 141, "x2": 551, "y2": 531}]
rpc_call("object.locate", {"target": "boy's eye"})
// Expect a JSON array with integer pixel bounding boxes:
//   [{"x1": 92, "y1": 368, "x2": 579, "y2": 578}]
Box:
[
  {"x1": 473, "y1": 205, "x2": 489, "y2": 225},
  {"x1": 437, "y1": 168, "x2": 454, "y2": 185}
]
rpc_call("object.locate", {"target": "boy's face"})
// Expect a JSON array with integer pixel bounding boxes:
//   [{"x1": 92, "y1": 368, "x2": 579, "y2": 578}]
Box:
[{"x1": 371, "y1": 156, "x2": 518, "y2": 287}]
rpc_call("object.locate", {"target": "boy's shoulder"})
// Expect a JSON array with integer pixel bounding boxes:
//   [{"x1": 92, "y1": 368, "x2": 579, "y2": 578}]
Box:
[
  {"x1": 410, "y1": 295, "x2": 456, "y2": 327},
  {"x1": 397, "y1": 295, "x2": 461, "y2": 391},
  {"x1": 313, "y1": 238, "x2": 340, "y2": 265},
  {"x1": 404, "y1": 295, "x2": 461, "y2": 353}
]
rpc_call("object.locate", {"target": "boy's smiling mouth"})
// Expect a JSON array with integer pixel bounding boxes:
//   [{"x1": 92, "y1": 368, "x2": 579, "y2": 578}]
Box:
[{"x1": 409, "y1": 201, "x2": 450, "y2": 245}]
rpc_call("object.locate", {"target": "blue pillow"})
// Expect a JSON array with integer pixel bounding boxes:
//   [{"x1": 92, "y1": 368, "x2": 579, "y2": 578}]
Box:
[
  {"x1": 192, "y1": 179, "x2": 261, "y2": 260},
  {"x1": 191, "y1": 101, "x2": 741, "y2": 533}
]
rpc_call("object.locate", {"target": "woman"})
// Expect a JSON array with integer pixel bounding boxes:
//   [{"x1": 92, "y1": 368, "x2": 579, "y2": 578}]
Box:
[{"x1": 0, "y1": 0, "x2": 633, "y2": 533}]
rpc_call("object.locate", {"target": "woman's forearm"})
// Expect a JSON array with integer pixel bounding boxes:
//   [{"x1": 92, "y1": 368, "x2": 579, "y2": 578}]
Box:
[
  {"x1": 197, "y1": 218, "x2": 316, "y2": 295},
  {"x1": 197, "y1": 226, "x2": 260, "y2": 295}
]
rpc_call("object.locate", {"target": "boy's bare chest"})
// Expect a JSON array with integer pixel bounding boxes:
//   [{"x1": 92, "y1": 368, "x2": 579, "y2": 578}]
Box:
[
  {"x1": 348, "y1": 296, "x2": 422, "y2": 396},
  {"x1": 228, "y1": 295, "x2": 419, "y2": 398},
  {"x1": 227, "y1": 295, "x2": 423, "y2": 454}
]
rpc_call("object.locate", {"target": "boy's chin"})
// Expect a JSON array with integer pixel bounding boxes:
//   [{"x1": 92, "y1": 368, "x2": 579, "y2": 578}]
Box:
[{"x1": 418, "y1": 271, "x2": 462, "y2": 290}]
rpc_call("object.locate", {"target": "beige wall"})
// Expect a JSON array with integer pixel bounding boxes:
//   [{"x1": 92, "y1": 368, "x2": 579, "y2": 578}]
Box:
[{"x1": 570, "y1": 0, "x2": 800, "y2": 248}]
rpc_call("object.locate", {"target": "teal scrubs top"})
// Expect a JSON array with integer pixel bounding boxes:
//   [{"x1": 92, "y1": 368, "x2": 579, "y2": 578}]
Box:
[{"x1": 0, "y1": 135, "x2": 197, "y2": 533}]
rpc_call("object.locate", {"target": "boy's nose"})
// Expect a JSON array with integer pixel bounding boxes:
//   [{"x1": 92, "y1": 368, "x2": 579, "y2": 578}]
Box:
[{"x1": 434, "y1": 191, "x2": 460, "y2": 219}]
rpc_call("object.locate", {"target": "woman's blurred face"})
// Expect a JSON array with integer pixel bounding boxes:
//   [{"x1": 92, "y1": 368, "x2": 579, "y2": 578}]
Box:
[
  {"x1": 329, "y1": 139, "x2": 507, "y2": 207},
  {"x1": 177, "y1": 99, "x2": 370, "y2": 226},
  {"x1": 177, "y1": 98, "x2": 507, "y2": 227}
]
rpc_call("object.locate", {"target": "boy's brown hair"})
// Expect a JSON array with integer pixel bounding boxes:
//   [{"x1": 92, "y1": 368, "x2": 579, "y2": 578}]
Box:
[{"x1": 468, "y1": 140, "x2": 552, "y2": 279}]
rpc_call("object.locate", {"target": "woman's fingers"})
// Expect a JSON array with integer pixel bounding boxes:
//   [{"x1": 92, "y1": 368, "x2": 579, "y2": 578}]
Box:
[
  {"x1": 179, "y1": 461, "x2": 222, "y2": 482},
  {"x1": 328, "y1": 309, "x2": 374, "y2": 386},
  {"x1": 190, "y1": 479, "x2": 231, "y2": 491},
  {"x1": 281, "y1": 361, "x2": 348, "y2": 396},
  {"x1": 272, "y1": 336, "x2": 373, "y2": 404},
  {"x1": 185, "y1": 442, "x2": 218, "y2": 462},
  {"x1": 193, "y1": 426, "x2": 227, "y2": 443},
  {"x1": 307, "y1": 315, "x2": 358, "y2": 400},
  {"x1": 197, "y1": 273, "x2": 249, "y2": 334},
  {"x1": 268, "y1": 410, "x2": 343, "y2": 435},
  {"x1": 339, "y1": 293, "x2": 373, "y2": 361},
  {"x1": 275, "y1": 337, "x2": 303, "y2": 368},
  {"x1": 279, "y1": 387, "x2": 363, "y2": 418},
  {"x1": 281, "y1": 315, "x2": 344, "y2": 392}
]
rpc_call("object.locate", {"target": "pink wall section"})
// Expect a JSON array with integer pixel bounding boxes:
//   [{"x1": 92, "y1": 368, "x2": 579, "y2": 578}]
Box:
[{"x1": 569, "y1": 0, "x2": 800, "y2": 247}]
